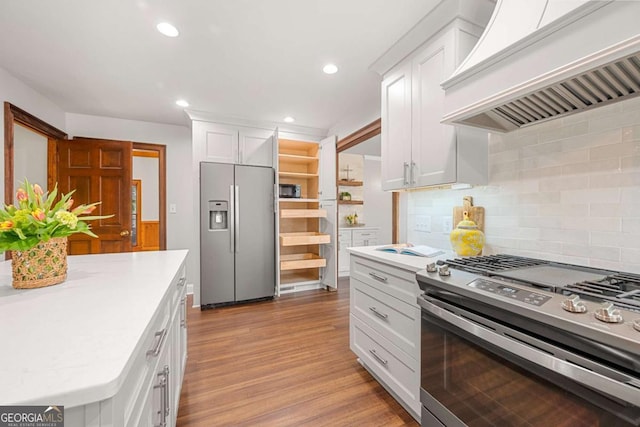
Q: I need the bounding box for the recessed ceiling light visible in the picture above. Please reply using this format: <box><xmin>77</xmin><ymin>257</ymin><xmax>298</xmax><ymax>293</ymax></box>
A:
<box><xmin>283</xmin><ymin>116</ymin><xmax>295</xmax><ymax>123</ymax></box>
<box><xmin>176</xmin><ymin>99</ymin><xmax>189</xmax><ymax>107</ymax></box>
<box><xmin>323</xmin><ymin>64</ymin><xmax>338</xmax><ymax>74</ymax></box>
<box><xmin>157</xmin><ymin>22</ymin><xmax>179</xmax><ymax>37</ymax></box>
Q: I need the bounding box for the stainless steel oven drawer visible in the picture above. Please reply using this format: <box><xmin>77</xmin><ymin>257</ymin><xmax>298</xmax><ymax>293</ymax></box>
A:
<box><xmin>350</xmin><ymin>314</ymin><xmax>420</xmax><ymax>417</ymax></box>
<box><xmin>351</xmin><ymin>277</ymin><xmax>420</xmax><ymax>358</ymax></box>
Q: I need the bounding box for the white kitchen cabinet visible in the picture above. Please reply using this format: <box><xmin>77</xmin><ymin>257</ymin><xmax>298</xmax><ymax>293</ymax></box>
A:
<box><xmin>348</xmin><ymin>250</ymin><xmax>422</xmax><ymax>421</ymax></box>
<box><xmin>381</xmin><ymin>21</ymin><xmax>488</xmax><ymax>190</ymax></box>
<box><xmin>338</xmin><ymin>227</ymin><xmax>379</xmax><ymax>276</ymax></box>
<box><xmin>193</xmin><ymin>120</ymin><xmax>274</xmax><ymax>167</ymax></box>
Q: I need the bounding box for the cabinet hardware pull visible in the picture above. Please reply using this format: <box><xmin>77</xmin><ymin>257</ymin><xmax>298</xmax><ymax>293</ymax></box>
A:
<box><xmin>403</xmin><ymin>162</ymin><xmax>409</xmax><ymax>185</ymax></box>
<box><xmin>180</xmin><ymin>297</ymin><xmax>187</xmax><ymax>328</ymax></box>
<box><xmin>411</xmin><ymin>161</ymin><xmax>417</xmax><ymax>185</ymax></box>
<box><xmin>369</xmin><ymin>272</ymin><xmax>388</xmax><ymax>282</ymax></box>
<box><xmin>177</xmin><ymin>277</ymin><xmax>186</xmax><ymax>288</ymax></box>
<box><xmin>369</xmin><ymin>306</ymin><xmax>389</xmax><ymax>319</ymax></box>
<box><xmin>163</xmin><ymin>365</ymin><xmax>170</xmax><ymax>417</ymax></box>
<box><xmin>369</xmin><ymin>349</ymin><xmax>388</xmax><ymax>366</ymax></box>
<box><xmin>147</xmin><ymin>328</ymin><xmax>168</xmax><ymax>357</ymax></box>
<box><xmin>154</xmin><ymin>372</ymin><xmax>167</xmax><ymax>427</ymax></box>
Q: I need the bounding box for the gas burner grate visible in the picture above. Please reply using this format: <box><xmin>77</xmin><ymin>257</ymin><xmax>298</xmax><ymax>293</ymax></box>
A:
<box><xmin>564</xmin><ymin>273</ymin><xmax>640</xmax><ymax>312</ymax></box>
<box><xmin>439</xmin><ymin>254</ymin><xmax>550</xmax><ymax>275</ymax></box>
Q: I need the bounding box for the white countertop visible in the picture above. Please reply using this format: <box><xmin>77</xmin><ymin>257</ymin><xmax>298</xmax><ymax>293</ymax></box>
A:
<box><xmin>347</xmin><ymin>245</ymin><xmax>453</xmax><ymax>272</ymax></box>
<box><xmin>0</xmin><ymin>249</ymin><xmax>188</xmax><ymax>407</ymax></box>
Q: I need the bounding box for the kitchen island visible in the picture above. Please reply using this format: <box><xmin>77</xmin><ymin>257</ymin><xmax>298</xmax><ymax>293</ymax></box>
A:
<box><xmin>0</xmin><ymin>249</ymin><xmax>188</xmax><ymax>426</ymax></box>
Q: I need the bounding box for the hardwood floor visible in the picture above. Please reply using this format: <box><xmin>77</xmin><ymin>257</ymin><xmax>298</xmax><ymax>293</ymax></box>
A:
<box><xmin>176</xmin><ymin>278</ymin><xmax>418</xmax><ymax>426</ymax></box>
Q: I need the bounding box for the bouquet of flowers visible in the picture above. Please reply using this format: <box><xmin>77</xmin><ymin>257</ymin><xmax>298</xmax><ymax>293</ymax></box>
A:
<box><xmin>0</xmin><ymin>179</ymin><xmax>111</xmax><ymax>251</ymax></box>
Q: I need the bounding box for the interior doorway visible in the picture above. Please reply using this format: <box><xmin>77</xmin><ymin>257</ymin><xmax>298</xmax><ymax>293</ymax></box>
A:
<box><xmin>4</xmin><ymin>102</ymin><xmax>167</xmax><ymax>255</ymax></box>
<box><xmin>336</xmin><ymin>119</ymin><xmax>398</xmax><ymax>276</ymax></box>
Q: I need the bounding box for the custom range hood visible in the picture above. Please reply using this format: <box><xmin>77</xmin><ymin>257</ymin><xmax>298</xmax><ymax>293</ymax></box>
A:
<box><xmin>441</xmin><ymin>0</ymin><xmax>640</xmax><ymax>132</ymax></box>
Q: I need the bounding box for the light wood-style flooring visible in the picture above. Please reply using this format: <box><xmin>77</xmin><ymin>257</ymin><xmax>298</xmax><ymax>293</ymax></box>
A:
<box><xmin>176</xmin><ymin>278</ymin><xmax>418</xmax><ymax>426</ymax></box>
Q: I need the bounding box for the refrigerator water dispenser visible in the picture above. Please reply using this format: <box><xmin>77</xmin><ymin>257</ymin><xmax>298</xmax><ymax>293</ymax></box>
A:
<box><xmin>208</xmin><ymin>201</ymin><xmax>228</xmax><ymax>230</ymax></box>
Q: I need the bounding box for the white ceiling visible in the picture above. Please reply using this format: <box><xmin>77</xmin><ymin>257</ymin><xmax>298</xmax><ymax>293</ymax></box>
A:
<box><xmin>0</xmin><ymin>1</ymin><xmax>439</xmax><ymax>131</ymax></box>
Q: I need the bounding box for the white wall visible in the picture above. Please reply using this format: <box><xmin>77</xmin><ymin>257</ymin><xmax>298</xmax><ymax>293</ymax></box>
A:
<box><xmin>0</xmin><ymin>66</ymin><xmax>66</xmax><ymax>200</ymax></box>
<box><xmin>13</xmin><ymin>124</ymin><xmax>47</xmax><ymax>194</ymax></box>
<box><xmin>65</xmin><ymin>113</ymin><xmax>195</xmax><ymax>287</ymax></box>
<box><xmin>363</xmin><ymin>156</ymin><xmax>392</xmax><ymax>244</ymax></box>
<box><xmin>133</xmin><ymin>156</ymin><xmax>160</xmax><ymax>221</ymax></box>
<box><xmin>406</xmin><ymin>96</ymin><xmax>640</xmax><ymax>273</ymax></box>
<box><xmin>328</xmin><ymin>102</ymin><xmax>380</xmax><ymax>140</ymax></box>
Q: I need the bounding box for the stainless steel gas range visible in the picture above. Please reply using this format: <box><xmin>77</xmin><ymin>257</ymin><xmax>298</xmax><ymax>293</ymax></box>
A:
<box><xmin>416</xmin><ymin>254</ymin><xmax>640</xmax><ymax>427</ymax></box>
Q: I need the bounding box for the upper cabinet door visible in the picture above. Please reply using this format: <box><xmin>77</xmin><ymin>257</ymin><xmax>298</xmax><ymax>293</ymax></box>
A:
<box><xmin>381</xmin><ymin>61</ymin><xmax>412</xmax><ymax>191</ymax></box>
<box><xmin>194</xmin><ymin>122</ymin><xmax>238</xmax><ymax>164</ymax></box>
<box><xmin>411</xmin><ymin>33</ymin><xmax>456</xmax><ymax>187</ymax></box>
<box><xmin>318</xmin><ymin>135</ymin><xmax>337</xmax><ymax>200</ymax></box>
<box><xmin>239</xmin><ymin>127</ymin><xmax>274</xmax><ymax>167</ymax></box>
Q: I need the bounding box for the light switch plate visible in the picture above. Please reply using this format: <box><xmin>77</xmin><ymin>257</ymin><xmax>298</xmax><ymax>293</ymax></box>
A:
<box><xmin>443</xmin><ymin>217</ymin><xmax>453</xmax><ymax>233</ymax></box>
<box><xmin>169</xmin><ymin>203</ymin><xmax>177</xmax><ymax>214</ymax></box>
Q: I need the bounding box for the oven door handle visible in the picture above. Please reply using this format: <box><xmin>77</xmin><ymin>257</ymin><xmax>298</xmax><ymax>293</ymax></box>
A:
<box><xmin>421</xmin><ymin>299</ymin><xmax>640</xmax><ymax>408</ymax></box>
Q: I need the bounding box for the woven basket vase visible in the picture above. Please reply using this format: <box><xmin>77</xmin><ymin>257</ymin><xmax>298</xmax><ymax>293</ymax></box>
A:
<box><xmin>11</xmin><ymin>237</ymin><xmax>68</xmax><ymax>289</ymax></box>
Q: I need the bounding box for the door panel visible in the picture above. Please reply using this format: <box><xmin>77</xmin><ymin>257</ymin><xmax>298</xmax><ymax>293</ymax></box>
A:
<box><xmin>57</xmin><ymin>138</ymin><xmax>132</xmax><ymax>255</ymax></box>
<box><xmin>200</xmin><ymin>162</ymin><xmax>235</xmax><ymax>305</ymax></box>
<box><xmin>320</xmin><ymin>200</ymin><xmax>337</xmax><ymax>290</ymax></box>
<box><xmin>319</xmin><ymin>135</ymin><xmax>337</xmax><ymax>200</ymax></box>
<box><xmin>239</xmin><ymin>128</ymin><xmax>273</xmax><ymax>167</ymax></box>
<box><xmin>235</xmin><ymin>165</ymin><xmax>275</xmax><ymax>301</ymax></box>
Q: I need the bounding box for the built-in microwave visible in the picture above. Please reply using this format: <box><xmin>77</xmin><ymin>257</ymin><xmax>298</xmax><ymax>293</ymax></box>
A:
<box><xmin>279</xmin><ymin>184</ymin><xmax>301</xmax><ymax>198</ymax></box>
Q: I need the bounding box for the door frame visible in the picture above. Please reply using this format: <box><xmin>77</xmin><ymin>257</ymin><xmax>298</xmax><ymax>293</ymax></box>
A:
<box><xmin>336</xmin><ymin>118</ymin><xmax>399</xmax><ymax>244</ymax></box>
<box><xmin>4</xmin><ymin>102</ymin><xmax>67</xmax><ymax>208</ymax></box>
<box><xmin>132</xmin><ymin>143</ymin><xmax>167</xmax><ymax>250</ymax></box>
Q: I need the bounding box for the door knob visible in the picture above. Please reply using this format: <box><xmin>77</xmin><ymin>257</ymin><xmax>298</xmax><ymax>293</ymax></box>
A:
<box><xmin>120</xmin><ymin>230</ymin><xmax>130</xmax><ymax>237</ymax></box>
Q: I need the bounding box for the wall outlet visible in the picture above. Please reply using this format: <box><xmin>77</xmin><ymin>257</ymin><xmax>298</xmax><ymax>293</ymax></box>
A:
<box><xmin>169</xmin><ymin>203</ymin><xmax>177</xmax><ymax>214</ymax></box>
<box><xmin>442</xmin><ymin>217</ymin><xmax>453</xmax><ymax>233</ymax></box>
<box><xmin>415</xmin><ymin>215</ymin><xmax>431</xmax><ymax>232</ymax></box>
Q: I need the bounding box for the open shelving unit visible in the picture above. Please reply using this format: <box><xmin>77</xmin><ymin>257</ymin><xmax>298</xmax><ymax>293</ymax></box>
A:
<box><xmin>278</xmin><ymin>139</ymin><xmax>331</xmax><ymax>290</ymax></box>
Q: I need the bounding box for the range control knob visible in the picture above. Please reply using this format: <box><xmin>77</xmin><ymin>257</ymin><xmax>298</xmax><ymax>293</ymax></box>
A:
<box><xmin>438</xmin><ymin>265</ymin><xmax>451</xmax><ymax>277</ymax></box>
<box><xmin>561</xmin><ymin>295</ymin><xmax>587</xmax><ymax>313</ymax></box>
<box><xmin>426</xmin><ymin>263</ymin><xmax>437</xmax><ymax>273</ymax></box>
<box><xmin>634</xmin><ymin>319</ymin><xmax>640</xmax><ymax>333</ymax></box>
<box><xmin>594</xmin><ymin>303</ymin><xmax>623</xmax><ymax>323</ymax></box>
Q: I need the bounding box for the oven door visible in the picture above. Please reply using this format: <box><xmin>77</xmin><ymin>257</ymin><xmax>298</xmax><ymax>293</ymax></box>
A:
<box><xmin>419</xmin><ymin>296</ymin><xmax>640</xmax><ymax>427</ymax></box>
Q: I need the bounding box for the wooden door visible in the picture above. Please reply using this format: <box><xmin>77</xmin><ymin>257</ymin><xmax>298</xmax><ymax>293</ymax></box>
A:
<box><xmin>57</xmin><ymin>138</ymin><xmax>133</xmax><ymax>254</ymax></box>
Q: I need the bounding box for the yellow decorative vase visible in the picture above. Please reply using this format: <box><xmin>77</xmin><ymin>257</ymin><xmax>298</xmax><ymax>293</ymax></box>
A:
<box><xmin>11</xmin><ymin>237</ymin><xmax>68</xmax><ymax>289</ymax></box>
<box><xmin>450</xmin><ymin>212</ymin><xmax>485</xmax><ymax>256</ymax></box>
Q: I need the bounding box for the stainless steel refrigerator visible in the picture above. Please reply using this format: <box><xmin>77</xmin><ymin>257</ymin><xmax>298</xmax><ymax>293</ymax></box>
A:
<box><xmin>200</xmin><ymin>162</ymin><xmax>275</xmax><ymax>307</ymax></box>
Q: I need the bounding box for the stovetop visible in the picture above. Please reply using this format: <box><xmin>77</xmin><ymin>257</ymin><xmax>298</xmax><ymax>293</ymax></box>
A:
<box><xmin>436</xmin><ymin>254</ymin><xmax>640</xmax><ymax>312</ymax></box>
<box><xmin>417</xmin><ymin>254</ymin><xmax>640</xmax><ymax>353</ymax></box>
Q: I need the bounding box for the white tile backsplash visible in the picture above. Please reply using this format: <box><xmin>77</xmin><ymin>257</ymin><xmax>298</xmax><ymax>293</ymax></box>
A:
<box><xmin>407</xmin><ymin>96</ymin><xmax>640</xmax><ymax>273</ymax></box>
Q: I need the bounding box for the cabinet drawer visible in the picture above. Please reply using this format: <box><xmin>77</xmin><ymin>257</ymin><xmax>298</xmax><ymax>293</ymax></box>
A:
<box><xmin>350</xmin><ymin>315</ymin><xmax>420</xmax><ymax>412</ymax></box>
<box><xmin>351</xmin><ymin>278</ymin><xmax>419</xmax><ymax>358</ymax></box>
<box><xmin>350</xmin><ymin>255</ymin><xmax>420</xmax><ymax>305</ymax></box>
<box><xmin>352</xmin><ymin>229</ymin><xmax>378</xmax><ymax>240</ymax></box>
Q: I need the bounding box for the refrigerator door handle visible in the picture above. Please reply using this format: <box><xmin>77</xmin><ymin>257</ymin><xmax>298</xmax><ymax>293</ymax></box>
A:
<box><xmin>235</xmin><ymin>185</ymin><xmax>240</xmax><ymax>253</ymax></box>
<box><xmin>229</xmin><ymin>185</ymin><xmax>235</xmax><ymax>253</ymax></box>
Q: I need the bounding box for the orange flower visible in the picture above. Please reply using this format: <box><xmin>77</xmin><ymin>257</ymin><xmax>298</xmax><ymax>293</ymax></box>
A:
<box><xmin>32</xmin><ymin>209</ymin><xmax>45</xmax><ymax>221</ymax></box>
<box><xmin>16</xmin><ymin>188</ymin><xmax>27</xmax><ymax>202</ymax></box>
<box><xmin>33</xmin><ymin>184</ymin><xmax>44</xmax><ymax>196</ymax></box>
<box><xmin>0</xmin><ymin>220</ymin><xmax>13</xmax><ymax>230</ymax></box>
